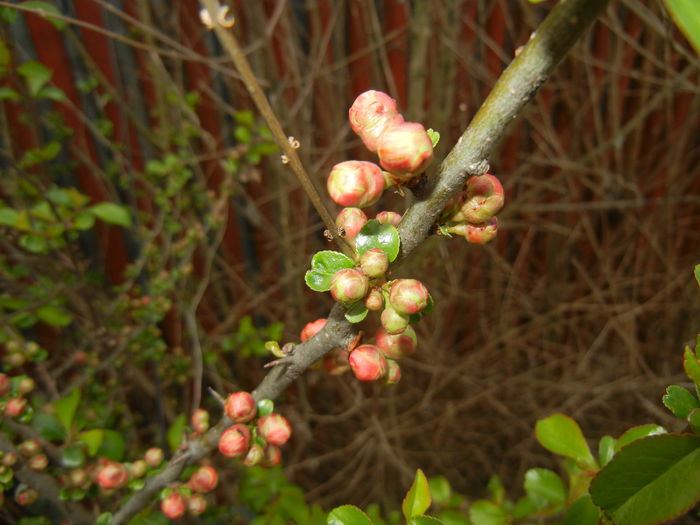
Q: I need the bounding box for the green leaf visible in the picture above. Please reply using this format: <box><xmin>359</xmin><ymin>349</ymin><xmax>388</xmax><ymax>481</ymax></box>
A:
<box><xmin>428</xmin><ymin>476</ymin><xmax>452</xmax><ymax>507</ymax></box>
<box><xmin>468</xmin><ymin>500</ymin><xmax>508</xmax><ymax>525</ymax></box>
<box><xmin>0</xmin><ymin>208</ymin><xmax>19</xmax><ymax>227</ymax></box>
<box><xmin>663</xmin><ymin>385</ymin><xmax>700</xmax><ymax>419</ymax></box>
<box><xmin>89</xmin><ymin>202</ymin><xmax>132</xmax><ymax>227</ymax></box>
<box><xmin>19</xmin><ymin>234</ymin><xmax>48</xmax><ymax>253</ymax></box>
<box><xmin>37</xmin><ymin>84</ymin><xmax>66</xmax><ymax>101</ymax></box>
<box><xmin>32</xmin><ymin>413</ymin><xmax>66</xmax><ymax>442</ymax></box>
<box><xmin>36</xmin><ymin>305</ymin><xmax>72</xmax><ymax>327</ymax></box>
<box><xmin>426</xmin><ymin>129</ymin><xmax>440</xmax><ymax>148</ymax></box>
<box><xmin>535</xmin><ymin>414</ymin><xmax>595</xmax><ymax>468</ymax></box>
<box><xmin>257</xmin><ymin>399</ymin><xmax>274</xmax><ymax>417</ymax></box>
<box><xmin>663</xmin><ymin>0</ymin><xmax>700</xmax><ymax>55</ymax></box>
<box><xmin>523</xmin><ymin>468</ymin><xmax>566</xmax><ymax>508</ymax></box>
<box><xmin>78</xmin><ymin>429</ymin><xmax>104</xmax><ymax>455</ymax></box>
<box><xmin>61</xmin><ymin>443</ymin><xmax>86</xmax><ymax>468</ymax></box>
<box><xmin>167</xmin><ymin>413</ymin><xmax>187</xmax><ymax>453</ymax></box>
<box><xmin>21</xmin><ymin>2</ymin><xmax>66</xmax><ymax>30</ymax></box>
<box><xmin>0</xmin><ymin>87</ymin><xmax>20</xmax><ymax>100</ymax></box>
<box><xmin>96</xmin><ymin>429</ymin><xmax>126</xmax><ymax>461</ymax></box>
<box><xmin>598</xmin><ymin>435</ymin><xmax>616</xmax><ymax>466</ymax></box>
<box><xmin>55</xmin><ymin>388</ymin><xmax>81</xmax><ymax>435</ymax></box>
<box><xmin>687</xmin><ymin>408</ymin><xmax>700</xmax><ymax>433</ymax></box>
<box><xmin>355</xmin><ymin>220</ymin><xmax>400</xmax><ymax>262</ymax></box>
<box><xmin>435</xmin><ymin>510</ymin><xmax>470</xmax><ymax>525</ymax></box>
<box><xmin>409</xmin><ymin>517</ymin><xmax>444</xmax><ymax>525</ymax></box>
<box><xmin>562</xmin><ymin>495</ymin><xmax>601</xmax><ymax>525</ymax></box>
<box><xmin>590</xmin><ymin>434</ymin><xmax>700</xmax><ymax>525</ymax></box>
<box><xmin>402</xmin><ymin>469</ymin><xmax>431</xmax><ymax>520</ymax></box>
<box><xmin>616</xmin><ymin>424</ymin><xmax>666</xmax><ymax>451</ymax></box>
<box><xmin>695</xmin><ymin>264</ymin><xmax>700</xmax><ymax>287</ymax></box>
<box><xmin>512</xmin><ymin>495</ymin><xmax>539</xmax><ymax>520</ymax></box>
<box><xmin>73</xmin><ymin>211</ymin><xmax>96</xmax><ymax>231</ymax></box>
<box><xmin>684</xmin><ymin>346</ymin><xmax>700</xmax><ymax>385</ymax></box>
<box><xmin>17</xmin><ymin>60</ymin><xmax>52</xmax><ymax>96</ymax></box>
<box><xmin>345</xmin><ymin>301</ymin><xmax>368</xmax><ymax>323</ymax></box>
<box><xmin>327</xmin><ymin>505</ymin><xmax>375</xmax><ymax>525</ymax></box>
<box><xmin>305</xmin><ymin>251</ymin><xmax>355</xmax><ymax>292</ymax></box>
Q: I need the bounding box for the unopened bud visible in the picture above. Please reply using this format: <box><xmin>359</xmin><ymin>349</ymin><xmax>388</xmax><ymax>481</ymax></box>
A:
<box><xmin>380</xmin><ymin>306</ymin><xmax>409</xmax><ymax>335</ymax></box>
<box><xmin>360</xmin><ymin>248</ymin><xmax>389</xmax><ymax>278</ymax></box>
<box><xmin>257</xmin><ymin>414</ymin><xmax>292</xmax><ymax>447</ymax></box>
<box><xmin>189</xmin><ymin>465</ymin><xmax>218</xmax><ymax>493</ymax></box>
<box><xmin>349</xmin><ymin>344</ymin><xmax>388</xmax><ymax>381</ymax></box>
<box><xmin>218</xmin><ymin>424</ymin><xmax>250</xmax><ymax>458</ymax></box>
<box><xmin>348</xmin><ymin>90</ymin><xmax>404</xmax><ymax>152</ymax></box>
<box><xmin>300</xmin><ymin>318</ymin><xmax>327</xmax><ymax>342</ymax></box>
<box><xmin>336</xmin><ymin>207</ymin><xmax>368</xmax><ymax>242</ymax></box>
<box><xmin>327</xmin><ymin>161</ymin><xmax>385</xmax><ymax>208</ymax></box>
<box><xmin>378</xmin><ymin>122</ymin><xmax>433</xmax><ymax>181</ymax></box>
<box><xmin>330</xmin><ymin>268</ymin><xmax>369</xmax><ymax>304</ymax></box>
<box><xmin>375</xmin><ymin>325</ymin><xmax>417</xmax><ymax>359</ymax></box>
<box><xmin>376</xmin><ymin>211</ymin><xmax>402</xmax><ymax>227</ymax></box>
<box><xmin>388</xmin><ymin>279</ymin><xmax>429</xmax><ymax>315</ymax></box>
<box><xmin>161</xmin><ymin>491</ymin><xmax>186</xmax><ymax>520</ymax></box>
<box><xmin>224</xmin><ymin>391</ymin><xmax>257</xmax><ymax>423</ymax></box>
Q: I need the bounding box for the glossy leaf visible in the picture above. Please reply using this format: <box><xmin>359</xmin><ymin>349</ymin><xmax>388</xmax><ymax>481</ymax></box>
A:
<box><xmin>36</xmin><ymin>305</ymin><xmax>72</xmax><ymax>327</ymax></box>
<box><xmin>663</xmin><ymin>385</ymin><xmax>700</xmax><ymax>419</ymax></box>
<box><xmin>562</xmin><ymin>495</ymin><xmax>601</xmax><ymax>525</ymax></box>
<box><xmin>468</xmin><ymin>500</ymin><xmax>508</xmax><ymax>525</ymax></box>
<box><xmin>663</xmin><ymin>0</ymin><xmax>700</xmax><ymax>55</ymax></box>
<box><xmin>684</xmin><ymin>346</ymin><xmax>700</xmax><ymax>386</ymax></box>
<box><xmin>327</xmin><ymin>505</ymin><xmax>375</xmax><ymax>525</ymax></box>
<box><xmin>96</xmin><ymin>430</ymin><xmax>126</xmax><ymax>461</ymax></box>
<box><xmin>597</xmin><ymin>435</ymin><xmax>616</xmax><ymax>466</ymax></box>
<box><xmin>615</xmin><ymin>424</ymin><xmax>666</xmax><ymax>452</ymax></box>
<box><xmin>78</xmin><ymin>429</ymin><xmax>104</xmax><ymax>455</ymax></box>
<box><xmin>55</xmin><ymin>388</ymin><xmax>81</xmax><ymax>435</ymax></box>
<box><xmin>355</xmin><ymin>220</ymin><xmax>400</xmax><ymax>262</ymax></box>
<box><xmin>535</xmin><ymin>414</ymin><xmax>595</xmax><ymax>467</ymax></box>
<box><xmin>426</xmin><ymin>129</ymin><xmax>440</xmax><ymax>148</ymax></box>
<box><xmin>16</xmin><ymin>60</ymin><xmax>51</xmax><ymax>96</ymax></box>
<box><xmin>428</xmin><ymin>476</ymin><xmax>452</xmax><ymax>507</ymax></box>
<box><xmin>89</xmin><ymin>202</ymin><xmax>132</xmax><ymax>227</ymax></box>
<box><xmin>32</xmin><ymin>413</ymin><xmax>66</xmax><ymax>442</ymax></box>
<box><xmin>345</xmin><ymin>301</ymin><xmax>368</xmax><ymax>323</ymax></box>
<box><xmin>61</xmin><ymin>443</ymin><xmax>86</xmax><ymax>468</ymax></box>
<box><xmin>305</xmin><ymin>251</ymin><xmax>355</xmax><ymax>292</ymax></box>
<box><xmin>403</xmin><ymin>469</ymin><xmax>431</xmax><ymax>520</ymax></box>
<box><xmin>523</xmin><ymin>468</ymin><xmax>566</xmax><ymax>507</ymax></box>
<box><xmin>257</xmin><ymin>399</ymin><xmax>274</xmax><ymax>417</ymax></box>
<box><xmin>167</xmin><ymin>413</ymin><xmax>187</xmax><ymax>453</ymax></box>
<box><xmin>591</xmin><ymin>434</ymin><xmax>700</xmax><ymax>525</ymax></box>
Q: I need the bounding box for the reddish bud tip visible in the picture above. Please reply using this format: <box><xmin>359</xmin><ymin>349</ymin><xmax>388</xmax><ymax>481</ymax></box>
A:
<box><xmin>218</xmin><ymin>424</ymin><xmax>251</xmax><ymax>458</ymax></box>
<box><xmin>323</xmin><ymin>349</ymin><xmax>351</xmax><ymax>375</ymax></box>
<box><xmin>330</xmin><ymin>268</ymin><xmax>369</xmax><ymax>304</ymax></box>
<box><xmin>349</xmin><ymin>90</ymin><xmax>403</xmax><ymax>152</ymax></box>
<box><xmin>15</xmin><ymin>485</ymin><xmax>38</xmax><ymax>506</ymax></box>
<box><xmin>261</xmin><ymin>445</ymin><xmax>282</xmax><ymax>468</ymax></box>
<box><xmin>327</xmin><ymin>161</ymin><xmax>384</xmax><ymax>208</ymax></box>
<box><xmin>300</xmin><ymin>318</ymin><xmax>327</xmax><ymax>342</ymax></box>
<box><xmin>189</xmin><ymin>465</ymin><xmax>218</xmax><ymax>493</ymax></box>
<box><xmin>375</xmin><ymin>325</ymin><xmax>417</xmax><ymax>359</ymax></box>
<box><xmin>360</xmin><ymin>248</ymin><xmax>389</xmax><ymax>278</ymax></box>
<box><xmin>144</xmin><ymin>447</ymin><xmax>164</xmax><ymax>467</ymax></box>
<box><xmin>365</xmin><ymin>288</ymin><xmax>384</xmax><ymax>311</ymax></box>
<box><xmin>243</xmin><ymin>442</ymin><xmax>265</xmax><ymax>467</ymax></box>
<box><xmin>378</xmin><ymin>122</ymin><xmax>433</xmax><ymax>181</ymax></box>
<box><xmin>161</xmin><ymin>492</ymin><xmax>186</xmax><ymax>520</ymax></box>
<box><xmin>376</xmin><ymin>211</ymin><xmax>402</xmax><ymax>227</ymax></box>
<box><xmin>97</xmin><ymin>461</ymin><xmax>129</xmax><ymax>490</ymax></box>
<box><xmin>453</xmin><ymin>174</ymin><xmax>504</xmax><ymax>223</ymax></box>
<box><xmin>188</xmin><ymin>493</ymin><xmax>208</xmax><ymax>515</ymax></box>
<box><xmin>224</xmin><ymin>391</ymin><xmax>257</xmax><ymax>423</ymax></box>
<box><xmin>383</xmin><ymin>359</ymin><xmax>402</xmax><ymax>385</ymax></box>
<box><xmin>258</xmin><ymin>414</ymin><xmax>292</xmax><ymax>447</ymax></box>
<box><xmin>336</xmin><ymin>208</ymin><xmax>368</xmax><ymax>243</ymax></box>
<box><xmin>380</xmin><ymin>306</ymin><xmax>410</xmax><ymax>335</ymax></box>
<box><xmin>349</xmin><ymin>344</ymin><xmax>388</xmax><ymax>381</ymax></box>
<box><xmin>191</xmin><ymin>408</ymin><xmax>210</xmax><ymax>434</ymax></box>
<box><xmin>5</xmin><ymin>397</ymin><xmax>27</xmax><ymax>418</ymax></box>
<box><xmin>388</xmin><ymin>279</ymin><xmax>429</xmax><ymax>315</ymax></box>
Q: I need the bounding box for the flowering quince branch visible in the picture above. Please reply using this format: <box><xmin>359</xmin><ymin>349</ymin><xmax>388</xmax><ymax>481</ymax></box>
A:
<box><xmin>112</xmin><ymin>0</ymin><xmax>610</xmax><ymax>522</ymax></box>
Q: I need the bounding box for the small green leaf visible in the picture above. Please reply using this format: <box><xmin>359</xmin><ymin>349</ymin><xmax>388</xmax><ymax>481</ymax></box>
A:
<box><xmin>598</xmin><ymin>435</ymin><xmax>617</xmax><ymax>466</ymax></box>
<box><xmin>89</xmin><ymin>202</ymin><xmax>132</xmax><ymax>227</ymax></box>
<box><xmin>17</xmin><ymin>60</ymin><xmax>52</xmax><ymax>96</ymax></box>
<box><xmin>523</xmin><ymin>468</ymin><xmax>566</xmax><ymax>508</ymax></box>
<box><xmin>305</xmin><ymin>251</ymin><xmax>355</xmax><ymax>292</ymax></box>
<box><xmin>403</xmin><ymin>469</ymin><xmax>431</xmax><ymax>520</ymax></box>
<box><xmin>468</xmin><ymin>500</ymin><xmax>508</xmax><ymax>525</ymax></box>
<box><xmin>428</xmin><ymin>476</ymin><xmax>452</xmax><ymax>507</ymax></box>
<box><xmin>73</xmin><ymin>211</ymin><xmax>96</xmax><ymax>231</ymax></box>
<box><xmin>591</xmin><ymin>434</ymin><xmax>700</xmax><ymax>525</ymax></box>
<box><xmin>78</xmin><ymin>429</ymin><xmax>104</xmax><ymax>455</ymax></box>
<box><xmin>663</xmin><ymin>385</ymin><xmax>700</xmax><ymax>419</ymax></box>
<box><xmin>436</xmin><ymin>510</ymin><xmax>470</xmax><ymax>525</ymax></box>
<box><xmin>409</xmin><ymin>517</ymin><xmax>444</xmax><ymax>525</ymax></box>
<box><xmin>694</xmin><ymin>264</ymin><xmax>700</xmax><ymax>287</ymax></box>
<box><xmin>21</xmin><ymin>2</ymin><xmax>66</xmax><ymax>30</ymax></box>
<box><xmin>167</xmin><ymin>414</ymin><xmax>187</xmax><ymax>453</ymax></box>
<box><xmin>19</xmin><ymin>234</ymin><xmax>48</xmax><ymax>253</ymax></box>
<box><xmin>345</xmin><ymin>301</ymin><xmax>368</xmax><ymax>323</ymax></box>
<box><xmin>684</xmin><ymin>346</ymin><xmax>700</xmax><ymax>385</ymax></box>
<box><xmin>562</xmin><ymin>495</ymin><xmax>601</xmax><ymax>525</ymax></box>
<box><xmin>55</xmin><ymin>388</ymin><xmax>81</xmax><ymax>435</ymax></box>
<box><xmin>512</xmin><ymin>495</ymin><xmax>539</xmax><ymax>520</ymax></box>
<box><xmin>535</xmin><ymin>414</ymin><xmax>595</xmax><ymax>468</ymax></box>
<box><xmin>616</xmin><ymin>424</ymin><xmax>666</xmax><ymax>451</ymax></box>
<box><xmin>663</xmin><ymin>0</ymin><xmax>700</xmax><ymax>55</ymax></box>
<box><xmin>32</xmin><ymin>413</ymin><xmax>66</xmax><ymax>441</ymax></box>
<box><xmin>61</xmin><ymin>443</ymin><xmax>86</xmax><ymax>468</ymax></box>
<box><xmin>0</xmin><ymin>208</ymin><xmax>18</xmax><ymax>227</ymax></box>
<box><xmin>36</xmin><ymin>305</ymin><xmax>72</xmax><ymax>327</ymax></box>
<box><xmin>687</xmin><ymin>408</ymin><xmax>700</xmax><ymax>433</ymax></box>
<box><xmin>257</xmin><ymin>399</ymin><xmax>274</xmax><ymax>417</ymax></box>
<box><xmin>327</xmin><ymin>505</ymin><xmax>375</xmax><ymax>525</ymax></box>
<box><xmin>355</xmin><ymin>220</ymin><xmax>400</xmax><ymax>262</ymax></box>
<box><xmin>97</xmin><ymin>429</ymin><xmax>126</xmax><ymax>461</ymax></box>
<box><xmin>0</xmin><ymin>87</ymin><xmax>20</xmax><ymax>100</ymax></box>
<box><xmin>426</xmin><ymin>129</ymin><xmax>440</xmax><ymax>148</ymax></box>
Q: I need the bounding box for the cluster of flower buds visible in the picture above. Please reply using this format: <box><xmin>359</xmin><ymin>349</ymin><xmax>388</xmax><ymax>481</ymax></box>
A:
<box><xmin>440</xmin><ymin>174</ymin><xmax>504</xmax><ymax>244</ymax></box>
<box><xmin>216</xmin><ymin>391</ymin><xmax>290</xmax><ymax>469</ymax></box>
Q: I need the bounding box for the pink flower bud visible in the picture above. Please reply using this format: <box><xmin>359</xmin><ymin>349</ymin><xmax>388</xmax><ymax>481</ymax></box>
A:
<box><xmin>349</xmin><ymin>90</ymin><xmax>404</xmax><ymax>152</ymax></box>
<box><xmin>300</xmin><ymin>318</ymin><xmax>327</xmax><ymax>342</ymax></box>
<box><xmin>28</xmin><ymin>453</ymin><xmax>48</xmax><ymax>472</ymax></box>
<box><xmin>243</xmin><ymin>442</ymin><xmax>265</xmax><ymax>467</ymax></box>
<box><xmin>375</xmin><ymin>325</ymin><xmax>417</xmax><ymax>359</ymax></box>
<box><xmin>388</xmin><ymin>279</ymin><xmax>429</xmax><ymax>315</ymax></box>
<box><xmin>5</xmin><ymin>397</ymin><xmax>27</xmax><ymax>418</ymax></box>
<box><xmin>323</xmin><ymin>349</ymin><xmax>351</xmax><ymax>375</ymax></box>
<box><xmin>364</xmin><ymin>288</ymin><xmax>384</xmax><ymax>311</ymax></box>
<box><xmin>97</xmin><ymin>461</ymin><xmax>129</xmax><ymax>489</ymax></box>
<box><xmin>257</xmin><ymin>414</ymin><xmax>292</xmax><ymax>447</ymax></box>
<box><xmin>0</xmin><ymin>373</ymin><xmax>10</xmax><ymax>396</ymax></box>
<box><xmin>2</xmin><ymin>452</ymin><xmax>18</xmax><ymax>467</ymax></box>
<box><xmin>453</xmin><ymin>174</ymin><xmax>504</xmax><ymax>223</ymax></box>
<box><xmin>360</xmin><ymin>248</ymin><xmax>389</xmax><ymax>278</ymax></box>
<box><xmin>191</xmin><ymin>408</ymin><xmax>210</xmax><ymax>434</ymax></box>
<box><xmin>18</xmin><ymin>440</ymin><xmax>41</xmax><ymax>457</ymax></box>
<box><xmin>377</xmin><ymin>122</ymin><xmax>433</xmax><ymax>181</ymax></box>
<box><xmin>161</xmin><ymin>491</ymin><xmax>186</xmax><ymax>520</ymax></box>
<box><xmin>130</xmin><ymin>460</ymin><xmax>147</xmax><ymax>478</ymax></box>
<box><xmin>380</xmin><ymin>306</ymin><xmax>410</xmax><ymax>335</ymax></box>
<box><xmin>349</xmin><ymin>344</ymin><xmax>388</xmax><ymax>381</ymax></box>
<box><xmin>376</xmin><ymin>211</ymin><xmax>402</xmax><ymax>227</ymax></box>
<box><xmin>218</xmin><ymin>424</ymin><xmax>251</xmax><ymax>458</ymax></box>
<box><xmin>327</xmin><ymin>161</ymin><xmax>384</xmax><ymax>208</ymax></box>
<box><xmin>330</xmin><ymin>268</ymin><xmax>369</xmax><ymax>304</ymax></box>
<box><xmin>188</xmin><ymin>493</ymin><xmax>207</xmax><ymax>515</ymax></box>
<box><xmin>447</xmin><ymin>218</ymin><xmax>499</xmax><ymax>244</ymax></box>
<box><xmin>144</xmin><ymin>447</ymin><xmax>164</xmax><ymax>467</ymax></box>
<box><xmin>69</xmin><ymin>468</ymin><xmax>88</xmax><ymax>487</ymax></box>
<box><xmin>383</xmin><ymin>359</ymin><xmax>401</xmax><ymax>385</ymax></box>
<box><xmin>189</xmin><ymin>465</ymin><xmax>218</xmax><ymax>493</ymax></box>
<box><xmin>336</xmin><ymin>207</ymin><xmax>368</xmax><ymax>242</ymax></box>
<box><xmin>261</xmin><ymin>445</ymin><xmax>282</xmax><ymax>468</ymax></box>
<box><xmin>17</xmin><ymin>377</ymin><xmax>35</xmax><ymax>395</ymax></box>
<box><xmin>15</xmin><ymin>485</ymin><xmax>38</xmax><ymax>506</ymax></box>
<box><xmin>224</xmin><ymin>391</ymin><xmax>257</xmax><ymax>423</ymax></box>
